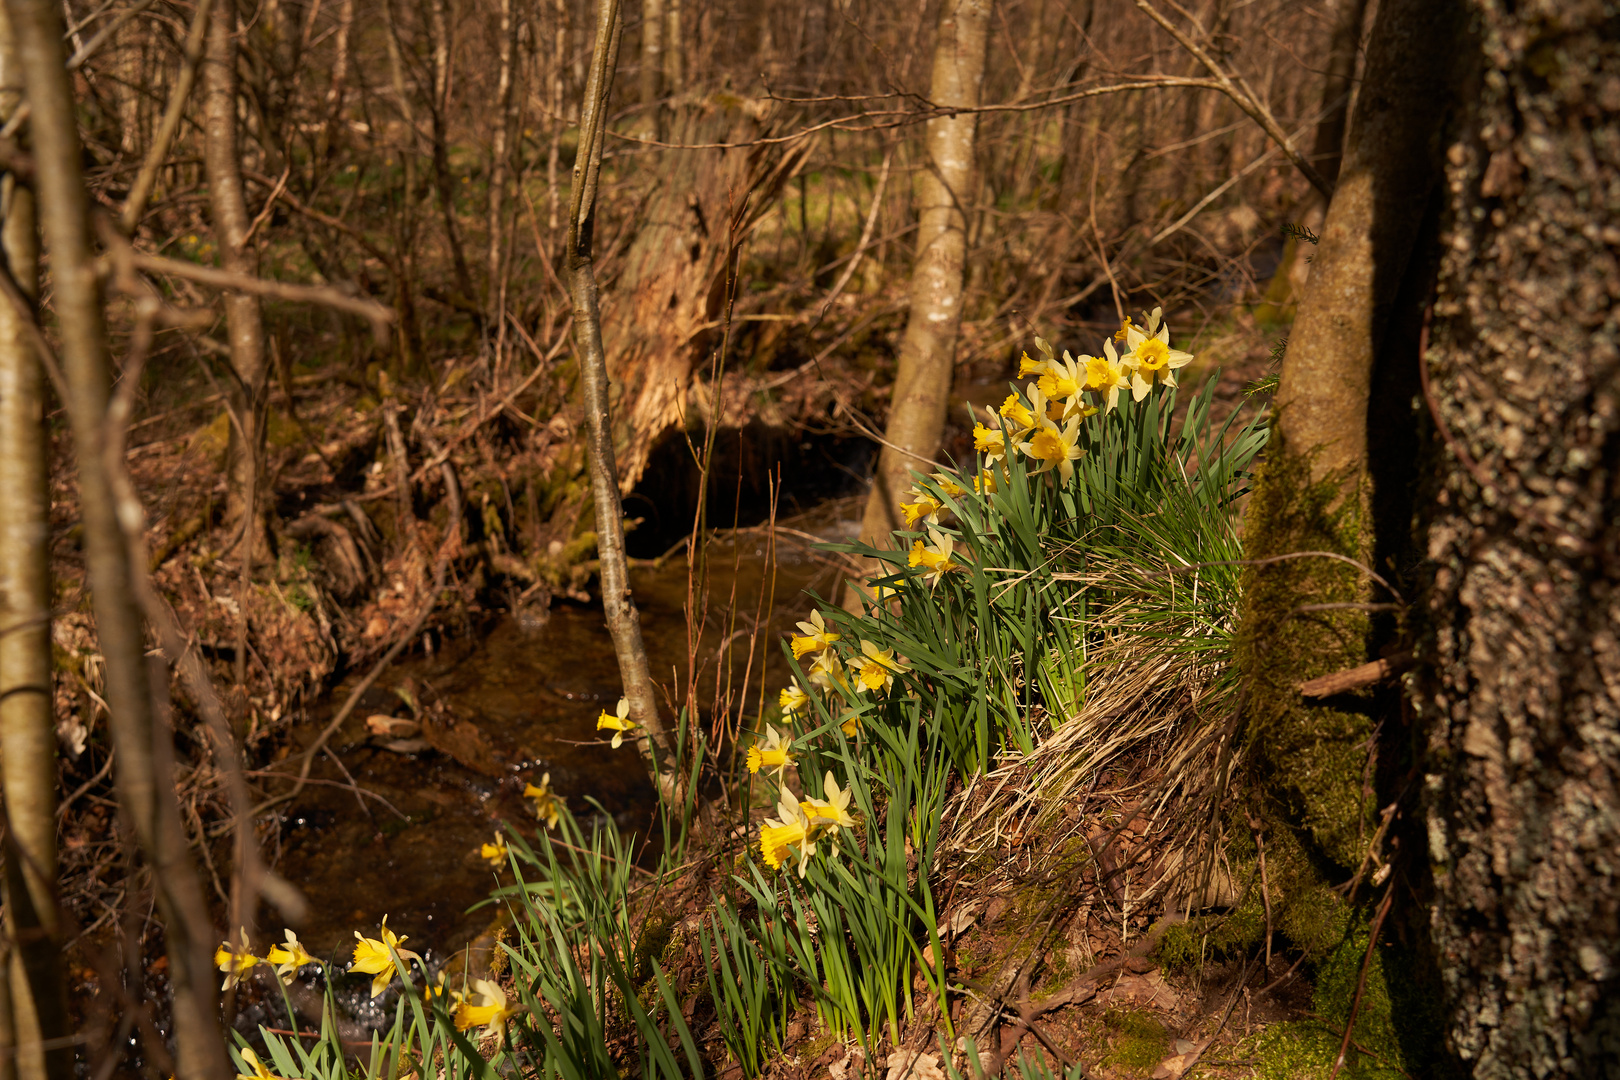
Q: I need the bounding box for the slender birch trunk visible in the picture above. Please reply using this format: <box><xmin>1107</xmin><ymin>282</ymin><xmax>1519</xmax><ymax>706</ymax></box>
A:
<box><xmin>203</xmin><ymin>0</ymin><xmax>269</xmax><ymax>689</ymax></box>
<box><xmin>2</xmin><ymin>2</ymin><xmax>229</xmax><ymax>1075</ymax></box>
<box><xmin>637</xmin><ymin>0</ymin><xmax>661</xmax><ymax>137</ymax></box>
<box><xmin>426</xmin><ymin>0</ymin><xmax>477</xmax><ymax>308</ymax></box>
<box><xmin>485</xmin><ymin>0</ymin><xmax>517</xmax><ymax>323</ymax></box>
<box><xmin>855</xmin><ymin>0</ymin><xmax>989</xmax><ymax>548</ymax></box>
<box><xmin>662</xmin><ymin>0</ymin><xmax>680</xmax><ymax>95</ymax></box>
<box><xmin>0</xmin><ymin>11</ymin><xmax>68</xmax><ymax>1079</ymax></box>
<box><xmin>566</xmin><ymin>0</ymin><xmax>685</xmax><ymax>810</ymax></box>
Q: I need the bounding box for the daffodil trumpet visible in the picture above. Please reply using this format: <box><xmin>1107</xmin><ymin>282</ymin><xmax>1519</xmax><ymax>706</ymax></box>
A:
<box><xmin>595</xmin><ymin>696</ymin><xmax>638</xmax><ymax>749</ymax></box>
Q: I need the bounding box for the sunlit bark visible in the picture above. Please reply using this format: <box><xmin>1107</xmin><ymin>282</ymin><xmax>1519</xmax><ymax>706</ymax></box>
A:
<box><xmin>0</xmin><ymin>10</ymin><xmax>67</xmax><ymax>1078</ymax></box>
<box><xmin>3</xmin><ymin>1</ymin><xmax>229</xmax><ymax>1075</ymax></box>
<box><xmin>855</xmin><ymin>0</ymin><xmax>990</xmax><ymax>548</ymax></box>
<box><xmin>567</xmin><ymin>0</ymin><xmax>687</xmax><ymax>810</ymax></box>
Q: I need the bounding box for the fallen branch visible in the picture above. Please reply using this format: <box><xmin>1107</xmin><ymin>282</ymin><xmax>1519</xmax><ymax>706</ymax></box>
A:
<box><xmin>1297</xmin><ymin>651</ymin><xmax>1412</xmax><ymax>698</ymax></box>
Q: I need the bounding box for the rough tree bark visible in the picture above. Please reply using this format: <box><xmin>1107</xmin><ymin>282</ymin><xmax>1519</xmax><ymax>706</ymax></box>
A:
<box><xmin>3</xmin><ymin>1</ymin><xmax>230</xmax><ymax>1075</ymax></box>
<box><xmin>854</xmin><ymin>0</ymin><xmax>989</xmax><ymax>550</ymax></box>
<box><xmin>601</xmin><ymin>101</ymin><xmax>801</xmax><ymax>489</ymax></box>
<box><xmin>1415</xmin><ymin>2</ymin><xmax>1620</xmax><ymax>1073</ymax></box>
<box><xmin>0</xmin><ymin>9</ymin><xmax>69</xmax><ymax>1078</ymax></box>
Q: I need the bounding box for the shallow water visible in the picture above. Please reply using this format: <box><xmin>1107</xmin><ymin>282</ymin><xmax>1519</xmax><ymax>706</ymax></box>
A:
<box><xmin>263</xmin><ymin>520</ymin><xmax>852</xmax><ymax>975</ymax></box>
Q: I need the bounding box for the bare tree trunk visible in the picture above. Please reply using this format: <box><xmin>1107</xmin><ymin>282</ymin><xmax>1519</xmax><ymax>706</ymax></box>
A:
<box><xmin>120</xmin><ymin>0</ymin><xmax>214</xmax><ymax>233</ymax></box>
<box><xmin>317</xmin><ymin>0</ymin><xmax>354</xmax><ymax>162</ymax></box>
<box><xmin>426</xmin><ymin>0</ymin><xmax>477</xmax><ymax>309</ymax></box>
<box><xmin>3</xmin><ymin>1</ymin><xmax>229</xmax><ymax>1076</ymax></box>
<box><xmin>0</xmin><ymin>11</ymin><xmax>68</xmax><ymax>1079</ymax></box>
<box><xmin>203</xmin><ymin>0</ymin><xmax>269</xmax><ymax>691</ymax></box>
<box><xmin>855</xmin><ymin>0</ymin><xmax>989</xmax><ymax>548</ymax></box>
<box><xmin>662</xmin><ymin>0</ymin><xmax>680</xmax><ymax>95</ymax></box>
<box><xmin>1416</xmin><ymin>3</ymin><xmax>1620</xmax><ymax>1073</ymax></box>
<box><xmin>381</xmin><ymin>0</ymin><xmax>423</xmax><ymax>372</ymax></box>
<box><xmin>1307</xmin><ymin>0</ymin><xmax>1369</xmax><ymax>190</ymax></box>
<box><xmin>566</xmin><ymin>0</ymin><xmax>684</xmax><ymax>808</ymax></box>
<box><xmin>637</xmin><ymin>0</ymin><xmax>661</xmax><ymax>137</ymax></box>
<box><xmin>485</xmin><ymin>0</ymin><xmax>517</xmax><ymax>321</ymax></box>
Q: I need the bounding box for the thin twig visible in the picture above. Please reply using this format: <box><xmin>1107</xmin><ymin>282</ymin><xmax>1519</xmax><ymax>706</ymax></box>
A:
<box><xmin>1329</xmin><ymin>883</ymin><xmax>1395</xmax><ymax>1080</ymax></box>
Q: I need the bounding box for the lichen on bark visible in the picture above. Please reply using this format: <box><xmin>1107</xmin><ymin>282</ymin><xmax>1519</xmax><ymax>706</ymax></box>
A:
<box><xmin>1414</xmin><ymin>1</ymin><xmax>1620</xmax><ymax>1073</ymax></box>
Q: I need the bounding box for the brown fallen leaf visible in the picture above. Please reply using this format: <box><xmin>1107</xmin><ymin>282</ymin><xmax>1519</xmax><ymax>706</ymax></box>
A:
<box><xmin>1151</xmin><ymin>1038</ymin><xmax>1205</xmax><ymax>1079</ymax></box>
<box><xmin>885</xmin><ymin>1050</ymin><xmax>945</xmax><ymax>1080</ymax></box>
<box><xmin>366</xmin><ymin>714</ymin><xmax>421</xmax><ymax>737</ymax></box>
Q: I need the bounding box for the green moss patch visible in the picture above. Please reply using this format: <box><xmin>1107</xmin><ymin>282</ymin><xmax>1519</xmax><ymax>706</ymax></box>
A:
<box><xmin>1099</xmin><ymin>1008</ymin><xmax>1170</xmax><ymax>1075</ymax></box>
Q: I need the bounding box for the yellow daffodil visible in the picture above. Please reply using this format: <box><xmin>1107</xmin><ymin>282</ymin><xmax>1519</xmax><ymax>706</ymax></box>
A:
<box><xmin>838</xmin><ymin>711</ymin><xmax>861</xmax><ymax>737</ymax></box>
<box><xmin>973</xmin><ymin>420</ymin><xmax>1007</xmax><ymax>461</ymax></box>
<box><xmin>899</xmin><ymin>488</ymin><xmax>943</xmax><ymax>528</ymax></box>
<box><xmin>264</xmin><ymin>929</ymin><xmax>318</xmax><ymax>986</ymax></box>
<box><xmin>1126</xmin><ymin>335</ymin><xmax>1193</xmax><ymax>399</ymax></box>
<box><xmin>425</xmin><ymin>970</ymin><xmax>464</xmax><ymax>1005</ymax></box>
<box><xmin>931</xmin><ymin>472</ymin><xmax>967</xmax><ymax>499</ymax></box>
<box><xmin>1016</xmin><ymin>350</ymin><xmax>1050</xmax><ymax>378</ymax></box>
<box><xmin>849</xmin><ymin>639</ymin><xmax>908</xmax><ymax>694</ymax></box>
<box><xmin>524</xmin><ymin>772</ymin><xmax>561</xmax><ymax>829</ymax></box>
<box><xmin>1084</xmin><ymin>344</ymin><xmax>1131</xmax><ymax>413</ymax></box>
<box><xmin>760</xmin><ymin>794</ymin><xmax>816</xmax><ymax>877</ymax></box>
<box><xmin>973</xmin><ymin>467</ymin><xmax>999</xmax><ymax>495</ymax></box>
<box><xmin>480</xmin><ymin>832</ymin><xmax>509</xmax><ymax>867</ymax></box>
<box><xmin>908</xmin><ymin>527</ymin><xmax>963</xmax><ymax>588</ymax></box>
<box><xmin>351</xmin><ymin>915</ymin><xmax>421</xmax><ymax>998</ymax></box>
<box><xmin>1019</xmin><ymin>415</ymin><xmax>1085</xmax><ymax>487</ymax></box>
<box><xmin>235</xmin><ymin>1048</ymin><xmax>283</xmax><ymax>1080</ymax></box>
<box><xmin>806</xmin><ymin>648</ymin><xmax>850</xmax><ymax>694</ymax></box>
<box><xmin>999</xmin><ymin>392</ymin><xmax>1037</xmax><ymax>435</ymax></box>
<box><xmin>214</xmin><ymin>930</ymin><xmax>260</xmax><ymax>992</ymax></box>
<box><xmin>1036</xmin><ymin>352</ymin><xmax>1084</xmax><ymax>406</ymax></box>
<box><xmin>801</xmin><ymin>771</ymin><xmax>858</xmax><ymax>832</ymax></box>
<box><xmin>779</xmin><ymin>679</ymin><xmax>811</xmax><ymax>719</ymax></box>
<box><xmin>863</xmin><ymin>580</ymin><xmax>899</xmax><ymax>605</ymax></box>
<box><xmin>596</xmin><ymin>697</ymin><xmax>637</xmax><ymax>749</ymax></box>
<box><xmin>454</xmin><ymin>978</ymin><xmax>521</xmax><ymax>1039</ymax></box>
<box><xmin>746</xmin><ymin>723</ymin><xmax>795</xmax><ymax>779</ymax></box>
<box><xmin>1113</xmin><ymin>315</ymin><xmax>1135</xmax><ymax>344</ymax></box>
<box><xmin>790</xmin><ymin>609</ymin><xmax>841</xmax><ymax>659</ymax></box>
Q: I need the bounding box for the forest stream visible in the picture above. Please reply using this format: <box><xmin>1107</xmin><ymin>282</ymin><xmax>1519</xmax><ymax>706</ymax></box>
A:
<box><xmin>242</xmin><ymin>508</ymin><xmax>854</xmax><ymax>1034</ymax></box>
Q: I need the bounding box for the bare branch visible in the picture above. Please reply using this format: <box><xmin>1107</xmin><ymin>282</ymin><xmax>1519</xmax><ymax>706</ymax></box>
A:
<box><xmin>1133</xmin><ymin>0</ymin><xmax>1333</xmax><ymax>198</ymax></box>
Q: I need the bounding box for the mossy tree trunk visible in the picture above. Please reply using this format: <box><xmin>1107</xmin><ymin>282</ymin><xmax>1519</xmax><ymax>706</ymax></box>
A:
<box><xmin>1239</xmin><ymin>0</ymin><xmax>1465</xmax><ymax>869</ymax></box>
<box><xmin>1414</xmin><ymin>2</ymin><xmax>1620</xmax><ymax>1072</ymax></box>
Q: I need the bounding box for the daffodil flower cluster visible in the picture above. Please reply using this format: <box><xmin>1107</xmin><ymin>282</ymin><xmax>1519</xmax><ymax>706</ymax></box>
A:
<box><xmin>758</xmin><ymin>771</ymin><xmax>858</xmax><ymax>877</ymax></box>
<box><xmin>774</xmin><ymin>606</ymin><xmax>912</xmax><ymax>741</ymax></box>
<box><xmin>957</xmin><ymin>308</ymin><xmax>1192</xmax><ymax>491</ymax></box>
<box><xmin>214</xmin><ymin>928</ymin><xmax>321</xmax><ymax>991</ymax></box>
